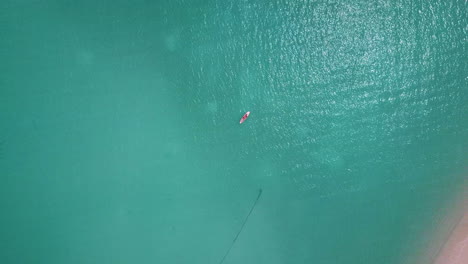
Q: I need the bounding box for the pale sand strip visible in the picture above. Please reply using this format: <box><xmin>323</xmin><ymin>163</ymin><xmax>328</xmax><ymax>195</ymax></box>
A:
<box><xmin>409</xmin><ymin>182</ymin><xmax>467</xmax><ymax>264</ymax></box>
<box><xmin>433</xmin><ymin>206</ymin><xmax>468</xmax><ymax>264</ymax></box>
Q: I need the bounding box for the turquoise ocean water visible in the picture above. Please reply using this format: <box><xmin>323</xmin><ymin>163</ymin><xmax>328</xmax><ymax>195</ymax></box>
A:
<box><xmin>1</xmin><ymin>1</ymin><xmax>467</xmax><ymax>263</ymax></box>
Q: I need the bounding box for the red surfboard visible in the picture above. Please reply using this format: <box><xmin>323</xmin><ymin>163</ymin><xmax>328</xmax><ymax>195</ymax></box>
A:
<box><xmin>239</xmin><ymin>111</ymin><xmax>250</xmax><ymax>124</ymax></box>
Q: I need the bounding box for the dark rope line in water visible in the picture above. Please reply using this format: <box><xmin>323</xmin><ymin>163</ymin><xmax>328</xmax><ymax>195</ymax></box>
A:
<box><xmin>218</xmin><ymin>188</ymin><xmax>263</xmax><ymax>264</ymax></box>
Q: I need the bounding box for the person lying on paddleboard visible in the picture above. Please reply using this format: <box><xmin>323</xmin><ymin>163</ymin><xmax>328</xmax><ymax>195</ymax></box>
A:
<box><xmin>240</xmin><ymin>111</ymin><xmax>250</xmax><ymax>124</ymax></box>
